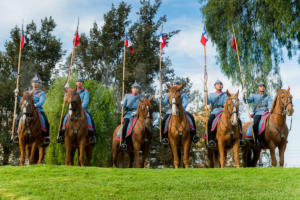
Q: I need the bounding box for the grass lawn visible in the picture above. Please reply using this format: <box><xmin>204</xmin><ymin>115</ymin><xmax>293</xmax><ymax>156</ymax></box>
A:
<box><xmin>0</xmin><ymin>165</ymin><xmax>299</xmax><ymax>200</ymax></box>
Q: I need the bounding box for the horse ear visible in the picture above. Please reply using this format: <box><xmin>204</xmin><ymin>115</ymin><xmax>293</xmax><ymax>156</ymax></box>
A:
<box><xmin>64</xmin><ymin>88</ymin><xmax>68</xmax><ymax>93</ymax></box>
<box><xmin>166</xmin><ymin>84</ymin><xmax>171</xmax><ymax>91</ymax></box>
<box><xmin>277</xmin><ymin>88</ymin><xmax>281</xmax><ymax>93</ymax></box>
<box><xmin>177</xmin><ymin>84</ymin><xmax>183</xmax><ymax>91</ymax></box>
<box><xmin>236</xmin><ymin>89</ymin><xmax>239</xmax><ymax>97</ymax></box>
<box><xmin>149</xmin><ymin>95</ymin><xmax>154</xmax><ymax>102</ymax></box>
<box><xmin>287</xmin><ymin>86</ymin><xmax>290</xmax><ymax>92</ymax></box>
<box><xmin>226</xmin><ymin>89</ymin><xmax>230</xmax><ymax>97</ymax></box>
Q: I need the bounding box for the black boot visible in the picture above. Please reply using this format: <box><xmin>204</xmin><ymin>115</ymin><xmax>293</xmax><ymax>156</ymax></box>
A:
<box><xmin>190</xmin><ymin>130</ymin><xmax>200</xmax><ymax>144</ymax></box>
<box><xmin>43</xmin><ymin>137</ymin><xmax>50</xmax><ymax>145</ymax></box>
<box><xmin>12</xmin><ymin>135</ymin><xmax>19</xmax><ymax>144</ymax></box>
<box><xmin>161</xmin><ymin>134</ymin><xmax>169</xmax><ymax>145</ymax></box>
<box><xmin>207</xmin><ymin>131</ymin><xmax>217</xmax><ymax>148</ymax></box>
<box><xmin>88</xmin><ymin>131</ymin><xmax>96</xmax><ymax>145</ymax></box>
<box><xmin>56</xmin><ymin>130</ymin><xmax>65</xmax><ymax>144</ymax></box>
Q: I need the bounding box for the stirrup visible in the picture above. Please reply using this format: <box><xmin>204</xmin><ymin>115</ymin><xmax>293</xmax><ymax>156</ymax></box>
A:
<box><xmin>56</xmin><ymin>136</ymin><xmax>64</xmax><ymax>144</ymax></box>
<box><xmin>240</xmin><ymin>139</ymin><xmax>247</xmax><ymax>147</ymax></box>
<box><xmin>12</xmin><ymin>135</ymin><xmax>19</xmax><ymax>144</ymax></box>
<box><xmin>192</xmin><ymin>135</ymin><xmax>200</xmax><ymax>143</ymax></box>
<box><xmin>206</xmin><ymin>140</ymin><xmax>217</xmax><ymax>148</ymax></box>
<box><xmin>43</xmin><ymin>137</ymin><xmax>50</xmax><ymax>145</ymax></box>
<box><xmin>89</xmin><ymin>135</ymin><xmax>96</xmax><ymax>144</ymax></box>
<box><xmin>161</xmin><ymin>138</ymin><xmax>169</xmax><ymax>145</ymax></box>
<box><xmin>119</xmin><ymin>143</ymin><xmax>127</xmax><ymax>151</ymax></box>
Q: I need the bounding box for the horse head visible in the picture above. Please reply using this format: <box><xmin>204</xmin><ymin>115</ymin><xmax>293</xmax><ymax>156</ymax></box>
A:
<box><xmin>273</xmin><ymin>87</ymin><xmax>294</xmax><ymax>116</ymax></box>
<box><xmin>64</xmin><ymin>88</ymin><xmax>82</xmax><ymax>121</ymax></box>
<box><xmin>167</xmin><ymin>84</ymin><xmax>183</xmax><ymax>116</ymax></box>
<box><xmin>20</xmin><ymin>91</ymin><xmax>35</xmax><ymax>127</ymax></box>
<box><xmin>138</xmin><ymin>96</ymin><xmax>154</xmax><ymax>129</ymax></box>
<box><xmin>225</xmin><ymin>90</ymin><xmax>239</xmax><ymax>126</ymax></box>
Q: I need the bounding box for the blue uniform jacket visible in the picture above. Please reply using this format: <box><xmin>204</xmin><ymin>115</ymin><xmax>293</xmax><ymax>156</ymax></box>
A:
<box><xmin>162</xmin><ymin>93</ymin><xmax>188</xmax><ymax>114</ymax></box>
<box><xmin>77</xmin><ymin>88</ymin><xmax>89</xmax><ymax>111</ymax></box>
<box><xmin>206</xmin><ymin>91</ymin><xmax>227</xmax><ymax>115</ymax></box>
<box><xmin>17</xmin><ymin>89</ymin><xmax>46</xmax><ymax>112</ymax></box>
<box><xmin>123</xmin><ymin>93</ymin><xmax>142</xmax><ymax>119</ymax></box>
<box><xmin>247</xmin><ymin>93</ymin><xmax>273</xmax><ymax>116</ymax></box>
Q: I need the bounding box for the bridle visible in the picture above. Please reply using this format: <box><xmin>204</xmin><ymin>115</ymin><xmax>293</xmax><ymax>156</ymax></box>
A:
<box><xmin>272</xmin><ymin>92</ymin><xmax>293</xmax><ymax>116</ymax></box>
<box><xmin>170</xmin><ymin>91</ymin><xmax>181</xmax><ymax>116</ymax></box>
<box><xmin>225</xmin><ymin>97</ymin><xmax>239</xmax><ymax>123</ymax></box>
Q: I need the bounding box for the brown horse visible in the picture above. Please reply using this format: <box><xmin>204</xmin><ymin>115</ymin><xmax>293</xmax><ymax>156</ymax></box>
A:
<box><xmin>242</xmin><ymin>87</ymin><xmax>294</xmax><ymax>167</ymax></box>
<box><xmin>64</xmin><ymin>88</ymin><xmax>93</xmax><ymax>166</ymax></box>
<box><xmin>166</xmin><ymin>84</ymin><xmax>192</xmax><ymax>168</ymax></box>
<box><xmin>207</xmin><ymin>90</ymin><xmax>240</xmax><ymax>168</ymax></box>
<box><xmin>18</xmin><ymin>92</ymin><xmax>46</xmax><ymax>165</ymax></box>
<box><xmin>112</xmin><ymin>96</ymin><xmax>153</xmax><ymax>168</ymax></box>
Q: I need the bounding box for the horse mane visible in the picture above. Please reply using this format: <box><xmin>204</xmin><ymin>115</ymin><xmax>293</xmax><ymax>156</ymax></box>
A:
<box><xmin>271</xmin><ymin>93</ymin><xmax>278</xmax><ymax>113</ymax></box>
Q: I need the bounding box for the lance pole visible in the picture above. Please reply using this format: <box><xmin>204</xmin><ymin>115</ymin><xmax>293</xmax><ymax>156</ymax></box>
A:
<box><xmin>120</xmin><ymin>33</ymin><xmax>126</xmax><ymax>145</ymax></box>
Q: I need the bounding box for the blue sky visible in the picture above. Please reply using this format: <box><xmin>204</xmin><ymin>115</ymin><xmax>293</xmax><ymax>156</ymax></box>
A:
<box><xmin>0</xmin><ymin>0</ymin><xmax>299</xmax><ymax>166</ymax></box>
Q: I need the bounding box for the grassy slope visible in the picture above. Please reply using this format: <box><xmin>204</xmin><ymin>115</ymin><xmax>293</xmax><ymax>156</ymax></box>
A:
<box><xmin>0</xmin><ymin>165</ymin><xmax>300</xmax><ymax>200</ymax></box>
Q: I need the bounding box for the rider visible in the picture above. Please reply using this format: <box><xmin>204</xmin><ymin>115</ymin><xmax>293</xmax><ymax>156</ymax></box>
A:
<box><xmin>13</xmin><ymin>75</ymin><xmax>50</xmax><ymax>144</ymax></box>
<box><xmin>57</xmin><ymin>77</ymin><xmax>97</xmax><ymax>144</ymax></box>
<box><xmin>244</xmin><ymin>82</ymin><xmax>272</xmax><ymax>147</ymax></box>
<box><xmin>206</xmin><ymin>80</ymin><xmax>227</xmax><ymax>148</ymax></box>
<box><xmin>120</xmin><ymin>81</ymin><xmax>142</xmax><ymax>151</ymax></box>
<box><xmin>160</xmin><ymin>79</ymin><xmax>200</xmax><ymax>145</ymax></box>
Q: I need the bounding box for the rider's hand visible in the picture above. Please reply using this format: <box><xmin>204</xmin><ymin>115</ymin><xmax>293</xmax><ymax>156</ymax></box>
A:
<box><xmin>121</xmin><ymin>117</ymin><xmax>124</xmax><ymax>123</ymax></box>
<box><xmin>14</xmin><ymin>88</ymin><xmax>19</xmax><ymax>96</ymax></box>
<box><xmin>64</xmin><ymin>83</ymin><xmax>69</xmax><ymax>89</ymax></box>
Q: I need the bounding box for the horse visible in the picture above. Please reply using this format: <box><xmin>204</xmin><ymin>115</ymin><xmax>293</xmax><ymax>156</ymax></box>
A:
<box><xmin>242</xmin><ymin>87</ymin><xmax>294</xmax><ymax>167</ymax></box>
<box><xmin>18</xmin><ymin>92</ymin><xmax>46</xmax><ymax>165</ymax></box>
<box><xmin>112</xmin><ymin>96</ymin><xmax>153</xmax><ymax>168</ymax></box>
<box><xmin>165</xmin><ymin>84</ymin><xmax>193</xmax><ymax>168</ymax></box>
<box><xmin>63</xmin><ymin>88</ymin><xmax>93</xmax><ymax>166</ymax></box>
<box><xmin>207</xmin><ymin>90</ymin><xmax>240</xmax><ymax>168</ymax></box>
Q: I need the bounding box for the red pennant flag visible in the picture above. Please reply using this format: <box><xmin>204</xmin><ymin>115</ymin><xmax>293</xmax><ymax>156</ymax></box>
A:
<box><xmin>125</xmin><ymin>36</ymin><xmax>134</xmax><ymax>53</ymax></box>
<box><xmin>159</xmin><ymin>33</ymin><xmax>166</xmax><ymax>50</ymax></box>
<box><xmin>21</xmin><ymin>30</ymin><xmax>26</xmax><ymax>49</ymax></box>
<box><xmin>200</xmin><ymin>27</ymin><xmax>207</xmax><ymax>46</ymax></box>
<box><xmin>73</xmin><ymin>31</ymin><xmax>80</xmax><ymax>47</ymax></box>
<box><xmin>232</xmin><ymin>34</ymin><xmax>237</xmax><ymax>51</ymax></box>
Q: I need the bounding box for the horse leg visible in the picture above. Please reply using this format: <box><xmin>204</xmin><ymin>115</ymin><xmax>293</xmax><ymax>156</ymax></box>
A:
<box><xmin>279</xmin><ymin>142</ymin><xmax>287</xmax><ymax>167</ymax></box>
<box><xmin>128</xmin><ymin>151</ymin><xmax>134</xmax><ymax>168</ymax></box>
<box><xmin>269</xmin><ymin>142</ymin><xmax>277</xmax><ymax>167</ymax></box>
<box><xmin>183</xmin><ymin>140</ymin><xmax>191</xmax><ymax>168</ymax></box>
<box><xmin>19</xmin><ymin>139</ymin><xmax>26</xmax><ymax>166</ymax></box>
<box><xmin>170</xmin><ymin>138</ymin><xmax>180</xmax><ymax>168</ymax></box>
<box><xmin>112</xmin><ymin>145</ymin><xmax>119</xmax><ymax>168</ymax></box>
<box><xmin>37</xmin><ymin>145</ymin><xmax>45</xmax><ymax>164</ymax></box>
<box><xmin>78</xmin><ymin>139</ymin><xmax>86</xmax><ymax>167</ymax></box>
<box><xmin>217</xmin><ymin>139</ymin><xmax>225</xmax><ymax>168</ymax></box>
<box><xmin>118</xmin><ymin>151</ymin><xmax>125</xmax><ymax>168</ymax></box>
<box><xmin>29</xmin><ymin>141</ymin><xmax>38</xmax><ymax>165</ymax></box>
<box><xmin>85</xmin><ymin>145</ymin><xmax>93</xmax><ymax>166</ymax></box>
<box><xmin>71</xmin><ymin>147</ymin><xmax>76</xmax><ymax>166</ymax></box>
<box><xmin>207</xmin><ymin>149</ymin><xmax>214</xmax><ymax>168</ymax></box>
<box><xmin>133</xmin><ymin>144</ymin><xmax>142</xmax><ymax>168</ymax></box>
<box><xmin>242</xmin><ymin>147</ymin><xmax>248</xmax><ymax>168</ymax></box>
<box><xmin>233</xmin><ymin>139</ymin><xmax>240</xmax><ymax>168</ymax></box>
<box><xmin>65</xmin><ymin>137</ymin><xmax>72</xmax><ymax>166</ymax></box>
<box><xmin>252</xmin><ymin>148</ymin><xmax>261</xmax><ymax>167</ymax></box>
<box><xmin>141</xmin><ymin>141</ymin><xmax>150</xmax><ymax>168</ymax></box>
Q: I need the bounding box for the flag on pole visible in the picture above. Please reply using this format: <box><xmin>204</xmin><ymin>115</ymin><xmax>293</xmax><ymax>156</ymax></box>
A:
<box><xmin>73</xmin><ymin>30</ymin><xmax>80</xmax><ymax>47</ymax></box>
<box><xmin>200</xmin><ymin>27</ymin><xmax>207</xmax><ymax>46</ymax></box>
<box><xmin>232</xmin><ymin>34</ymin><xmax>237</xmax><ymax>51</ymax></box>
<box><xmin>159</xmin><ymin>33</ymin><xmax>166</xmax><ymax>50</ymax></box>
<box><xmin>125</xmin><ymin>36</ymin><xmax>134</xmax><ymax>53</ymax></box>
<box><xmin>21</xmin><ymin>30</ymin><xmax>26</xmax><ymax>49</ymax></box>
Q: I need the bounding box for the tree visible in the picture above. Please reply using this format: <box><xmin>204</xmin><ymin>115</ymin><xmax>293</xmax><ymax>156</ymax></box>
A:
<box><xmin>200</xmin><ymin>0</ymin><xmax>299</xmax><ymax>93</ymax></box>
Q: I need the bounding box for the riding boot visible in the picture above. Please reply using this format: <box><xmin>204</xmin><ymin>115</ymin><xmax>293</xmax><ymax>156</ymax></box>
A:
<box><xmin>238</xmin><ymin>118</ymin><xmax>246</xmax><ymax>147</ymax></box>
<box><xmin>161</xmin><ymin>132</ymin><xmax>169</xmax><ymax>145</ymax></box>
<box><xmin>190</xmin><ymin>130</ymin><xmax>200</xmax><ymax>144</ymax></box>
<box><xmin>12</xmin><ymin>115</ymin><xmax>20</xmax><ymax>144</ymax></box>
<box><xmin>120</xmin><ymin>119</ymin><xmax>129</xmax><ymax>151</ymax></box>
<box><xmin>88</xmin><ymin>131</ymin><xmax>96</xmax><ymax>145</ymax></box>
<box><xmin>41</xmin><ymin>131</ymin><xmax>50</xmax><ymax>145</ymax></box>
<box><xmin>207</xmin><ymin>130</ymin><xmax>217</xmax><ymax>148</ymax></box>
<box><xmin>56</xmin><ymin>129</ymin><xmax>65</xmax><ymax>144</ymax></box>
<box><xmin>161</xmin><ymin>114</ymin><xmax>170</xmax><ymax>145</ymax></box>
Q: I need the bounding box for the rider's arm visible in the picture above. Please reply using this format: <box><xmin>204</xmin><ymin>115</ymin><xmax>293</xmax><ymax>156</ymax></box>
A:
<box><xmin>206</xmin><ymin>94</ymin><xmax>211</xmax><ymax>105</ymax></box>
<box><xmin>182</xmin><ymin>93</ymin><xmax>188</xmax><ymax>110</ymax></box>
<box><xmin>161</xmin><ymin>94</ymin><xmax>169</xmax><ymax>106</ymax></box>
<box><xmin>81</xmin><ymin>90</ymin><xmax>89</xmax><ymax>110</ymax></box>
<box><xmin>17</xmin><ymin>94</ymin><xmax>21</xmax><ymax>103</ymax></box>
<box><xmin>246</xmin><ymin>94</ymin><xmax>254</xmax><ymax>103</ymax></box>
<box><xmin>123</xmin><ymin>94</ymin><xmax>128</xmax><ymax>109</ymax></box>
<box><xmin>35</xmin><ymin>92</ymin><xmax>45</xmax><ymax>107</ymax></box>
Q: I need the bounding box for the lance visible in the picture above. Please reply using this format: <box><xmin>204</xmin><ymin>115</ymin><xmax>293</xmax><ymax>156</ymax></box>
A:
<box><xmin>159</xmin><ymin>26</ymin><xmax>163</xmax><ymax>143</ymax></box>
<box><xmin>11</xmin><ymin>23</ymin><xmax>24</xmax><ymax>139</ymax></box>
<box><xmin>204</xmin><ymin>41</ymin><xmax>208</xmax><ymax>144</ymax></box>
<box><xmin>120</xmin><ymin>32</ymin><xmax>126</xmax><ymax>146</ymax></box>
<box><xmin>56</xmin><ymin>18</ymin><xmax>80</xmax><ymax>140</ymax></box>
<box><xmin>232</xmin><ymin>25</ymin><xmax>255</xmax><ymax>140</ymax></box>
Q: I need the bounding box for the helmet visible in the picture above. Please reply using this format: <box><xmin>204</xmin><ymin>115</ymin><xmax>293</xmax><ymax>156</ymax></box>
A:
<box><xmin>131</xmin><ymin>81</ymin><xmax>140</xmax><ymax>89</ymax></box>
<box><xmin>214</xmin><ymin>80</ymin><xmax>223</xmax><ymax>86</ymax></box>
<box><xmin>31</xmin><ymin>75</ymin><xmax>41</xmax><ymax>83</ymax></box>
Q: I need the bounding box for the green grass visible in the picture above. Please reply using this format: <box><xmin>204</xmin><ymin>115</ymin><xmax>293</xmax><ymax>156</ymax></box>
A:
<box><xmin>0</xmin><ymin>165</ymin><xmax>300</xmax><ymax>200</ymax></box>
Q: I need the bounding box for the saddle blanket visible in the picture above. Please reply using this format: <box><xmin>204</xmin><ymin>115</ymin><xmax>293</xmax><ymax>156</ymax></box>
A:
<box><xmin>116</xmin><ymin>117</ymin><xmax>138</xmax><ymax>141</ymax></box>
<box><xmin>18</xmin><ymin>109</ymin><xmax>47</xmax><ymax>132</ymax></box>
<box><xmin>163</xmin><ymin>113</ymin><xmax>196</xmax><ymax>134</ymax></box>
<box><xmin>245</xmin><ymin>111</ymin><xmax>270</xmax><ymax>141</ymax></box>
<box><xmin>62</xmin><ymin>110</ymin><xmax>94</xmax><ymax>131</ymax></box>
<box><xmin>203</xmin><ymin>109</ymin><xmax>223</xmax><ymax>139</ymax></box>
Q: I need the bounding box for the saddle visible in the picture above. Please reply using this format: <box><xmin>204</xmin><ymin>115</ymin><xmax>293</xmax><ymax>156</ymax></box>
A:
<box><xmin>163</xmin><ymin>113</ymin><xmax>195</xmax><ymax>134</ymax></box>
<box><xmin>245</xmin><ymin>111</ymin><xmax>270</xmax><ymax>141</ymax></box>
<box><xmin>116</xmin><ymin>117</ymin><xmax>138</xmax><ymax>141</ymax></box>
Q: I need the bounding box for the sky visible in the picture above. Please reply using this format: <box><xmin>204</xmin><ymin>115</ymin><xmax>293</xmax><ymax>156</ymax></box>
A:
<box><xmin>0</xmin><ymin>0</ymin><xmax>299</xmax><ymax>167</ymax></box>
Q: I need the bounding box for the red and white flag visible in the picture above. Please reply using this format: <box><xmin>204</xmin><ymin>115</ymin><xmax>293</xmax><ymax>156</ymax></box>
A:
<box><xmin>232</xmin><ymin>34</ymin><xmax>237</xmax><ymax>51</ymax></box>
<box><xmin>73</xmin><ymin>30</ymin><xmax>80</xmax><ymax>47</ymax></box>
<box><xmin>200</xmin><ymin>27</ymin><xmax>207</xmax><ymax>46</ymax></box>
<box><xmin>21</xmin><ymin>30</ymin><xmax>26</xmax><ymax>49</ymax></box>
<box><xmin>125</xmin><ymin>36</ymin><xmax>134</xmax><ymax>53</ymax></box>
<box><xmin>159</xmin><ymin>33</ymin><xmax>166</xmax><ymax>50</ymax></box>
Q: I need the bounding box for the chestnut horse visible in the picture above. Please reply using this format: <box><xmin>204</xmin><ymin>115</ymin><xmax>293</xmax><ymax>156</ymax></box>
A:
<box><xmin>64</xmin><ymin>88</ymin><xmax>93</xmax><ymax>166</ymax></box>
<box><xmin>112</xmin><ymin>96</ymin><xmax>153</xmax><ymax>168</ymax></box>
<box><xmin>242</xmin><ymin>87</ymin><xmax>294</xmax><ymax>167</ymax></box>
<box><xmin>207</xmin><ymin>90</ymin><xmax>240</xmax><ymax>168</ymax></box>
<box><xmin>18</xmin><ymin>92</ymin><xmax>47</xmax><ymax>165</ymax></box>
<box><xmin>166</xmin><ymin>84</ymin><xmax>192</xmax><ymax>168</ymax></box>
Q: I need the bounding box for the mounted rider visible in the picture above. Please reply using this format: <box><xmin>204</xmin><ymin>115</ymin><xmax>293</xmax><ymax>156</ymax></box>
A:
<box><xmin>57</xmin><ymin>77</ymin><xmax>97</xmax><ymax>144</ymax></box>
<box><xmin>120</xmin><ymin>81</ymin><xmax>142</xmax><ymax>151</ymax></box>
<box><xmin>160</xmin><ymin>79</ymin><xmax>200</xmax><ymax>145</ymax></box>
<box><xmin>13</xmin><ymin>75</ymin><xmax>50</xmax><ymax>144</ymax></box>
<box><xmin>244</xmin><ymin>82</ymin><xmax>273</xmax><ymax>147</ymax></box>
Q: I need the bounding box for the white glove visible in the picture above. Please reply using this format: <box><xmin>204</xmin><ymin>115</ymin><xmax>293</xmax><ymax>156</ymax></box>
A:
<box><xmin>34</xmin><ymin>104</ymin><xmax>37</xmax><ymax>107</ymax></box>
<box><xmin>131</xmin><ymin>111</ymin><xmax>137</xmax><ymax>117</ymax></box>
<box><xmin>64</xmin><ymin>83</ymin><xmax>69</xmax><ymax>89</ymax></box>
<box><xmin>14</xmin><ymin>88</ymin><xmax>19</xmax><ymax>93</ymax></box>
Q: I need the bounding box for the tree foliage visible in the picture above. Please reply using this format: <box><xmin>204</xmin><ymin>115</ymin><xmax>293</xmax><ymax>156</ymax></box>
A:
<box><xmin>200</xmin><ymin>0</ymin><xmax>299</xmax><ymax>93</ymax></box>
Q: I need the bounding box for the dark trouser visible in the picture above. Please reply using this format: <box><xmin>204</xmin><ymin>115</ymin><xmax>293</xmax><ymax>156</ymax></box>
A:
<box><xmin>207</xmin><ymin>114</ymin><xmax>215</xmax><ymax>141</ymax></box>
<box><xmin>161</xmin><ymin>114</ymin><xmax>170</xmax><ymax>139</ymax></box>
<box><xmin>86</xmin><ymin>111</ymin><xmax>96</xmax><ymax>136</ymax></box>
<box><xmin>186</xmin><ymin>111</ymin><xmax>197</xmax><ymax>132</ymax></box>
<box><xmin>253</xmin><ymin>115</ymin><xmax>262</xmax><ymax>139</ymax></box>
<box><xmin>122</xmin><ymin>118</ymin><xmax>130</xmax><ymax>142</ymax></box>
<box><xmin>40</xmin><ymin>111</ymin><xmax>50</xmax><ymax>137</ymax></box>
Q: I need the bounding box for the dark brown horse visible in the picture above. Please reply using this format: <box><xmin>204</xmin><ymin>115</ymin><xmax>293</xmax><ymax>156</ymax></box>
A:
<box><xmin>18</xmin><ymin>92</ymin><xmax>46</xmax><ymax>165</ymax></box>
<box><xmin>112</xmin><ymin>96</ymin><xmax>153</xmax><ymax>168</ymax></box>
<box><xmin>242</xmin><ymin>87</ymin><xmax>294</xmax><ymax>167</ymax></box>
<box><xmin>166</xmin><ymin>84</ymin><xmax>192</xmax><ymax>168</ymax></box>
<box><xmin>208</xmin><ymin>90</ymin><xmax>240</xmax><ymax>168</ymax></box>
<box><xmin>64</xmin><ymin>88</ymin><xmax>93</xmax><ymax>166</ymax></box>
